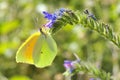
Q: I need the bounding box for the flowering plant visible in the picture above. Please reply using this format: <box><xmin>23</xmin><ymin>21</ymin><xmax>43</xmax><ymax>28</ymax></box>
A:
<box><xmin>42</xmin><ymin>8</ymin><xmax>120</xmax><ymax>80</ymax></box>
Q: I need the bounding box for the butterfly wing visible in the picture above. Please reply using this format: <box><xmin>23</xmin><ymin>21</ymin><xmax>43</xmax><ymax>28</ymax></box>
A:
<box><xmin>33</xmin><ymin>34</ymin><xmax>57</xmax><ymax>68</ymax></box>
<box><xmin>16</xmin><ymin>32</ymin><xmax>40</xmax><ymax>64</ymax></box>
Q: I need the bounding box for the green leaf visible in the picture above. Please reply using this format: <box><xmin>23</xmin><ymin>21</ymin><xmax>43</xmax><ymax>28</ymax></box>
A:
<box><xmin>10</xmin><ymin>75</ymin><xmax>31</xmax><ymax>80</ymax></box>
<box><xmin>0</xmin><ymin>20</ymin><xmax>19</xmax><ymax>35</ymax></box>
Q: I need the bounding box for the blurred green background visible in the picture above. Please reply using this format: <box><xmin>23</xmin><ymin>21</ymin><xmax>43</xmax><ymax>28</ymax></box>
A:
<box><xmin>0</xmin><ymin>0</ymin><xmax>120</xmax><ymax>80</ymax></box>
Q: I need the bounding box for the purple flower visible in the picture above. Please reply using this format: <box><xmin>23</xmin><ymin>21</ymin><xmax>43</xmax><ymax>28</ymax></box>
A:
<box><xmin>64</xmin><ymin>59</ymin><xmax>80</xmax><ymax>73</ymax></box>
<box><xmin>58</xmin><ymin>8</ymin><xmax>66</xmax><ymax>16</ymax></box>
<box><xmin>64</xmin><ymin>60</ymin><xmax>72</xmax><ymax>68</ymax></box>
<box><xmin>84</xmin><ymin>9</ymin><xmax>97</xmax><ymax>20</ymax></box>
<box><xmin>43</xmin><ymin>12</ymin><xmax>57</xmax><ymax>21</ymax></box>
<box><xmin>89</xmin><ymin>78</ymin><xmax>95</xmax><ymax>80</ymax></box>
<box><xmin>43</xmin><ymin>8</ymin><xmax>66</xmax><ymax>28</ymax></box>
<box><xmin>64</xmin><ymin>60</ymin><xmax>74</xmax><ymax>73</ymax></box>
<box><xmin>44</xmin><ymin>20</ymin><xmax>54</xmax><ymax>28</ymax></box>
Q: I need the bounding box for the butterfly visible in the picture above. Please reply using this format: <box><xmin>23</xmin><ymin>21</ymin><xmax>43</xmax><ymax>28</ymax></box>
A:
<box><xmin>16</xmin><ymin>28</ymin><xmax>57</xmax><ymax>68</ymax></box>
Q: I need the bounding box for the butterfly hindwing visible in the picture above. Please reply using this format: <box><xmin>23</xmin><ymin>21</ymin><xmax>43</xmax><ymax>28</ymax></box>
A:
<box><xmin>33</xmin><ymin>34</ymin><xmax>57</xmax><ymax>67</ymax></box>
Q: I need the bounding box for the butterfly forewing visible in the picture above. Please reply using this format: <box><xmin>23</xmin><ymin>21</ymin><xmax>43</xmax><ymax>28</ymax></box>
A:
<box><xmin>16</xmin><ymin>32</ymin><xmax>40</xmax><ymax>64</ymax></box>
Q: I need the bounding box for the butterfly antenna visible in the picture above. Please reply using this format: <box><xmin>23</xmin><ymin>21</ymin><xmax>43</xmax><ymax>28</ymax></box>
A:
<box><xmin>32</xmin><ymin>17</ymin><xmax>38</xmax><ymax>28</ymax></box>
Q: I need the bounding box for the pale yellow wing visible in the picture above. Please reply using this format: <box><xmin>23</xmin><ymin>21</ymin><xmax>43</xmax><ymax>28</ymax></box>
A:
<box><xmin>16</xmin><ymin>32</ymin><xmax>40</xmax><ymax>64</ymax></box>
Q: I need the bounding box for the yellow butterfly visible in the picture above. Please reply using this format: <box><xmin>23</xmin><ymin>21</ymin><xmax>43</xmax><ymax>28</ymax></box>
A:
<box><xmin>16</xmin><ymin>28</ymin><xmax>57</xmax><ymax>68</ymax></box>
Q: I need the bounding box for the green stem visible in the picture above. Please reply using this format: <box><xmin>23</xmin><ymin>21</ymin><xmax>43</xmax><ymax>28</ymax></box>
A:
<box><xmin>53</xmin><ymin>10</ymin><xmax>120</xmax><ymax>48</ymax></box>
<box><xmin>77</xmin><ymin>11</ymin><xmax>120</xmax><ymax>48</ymax></box>
<box><xmin>75</xmin><ymin>61</ymin><xmax>111</xmax><ymax>80</ymax></box>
